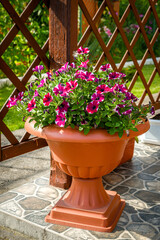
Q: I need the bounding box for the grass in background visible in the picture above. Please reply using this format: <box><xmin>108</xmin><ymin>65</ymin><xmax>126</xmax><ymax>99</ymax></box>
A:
<box><xmin>125</xmin><ymin>65</ymin><xmax>160</xmax><ymax>98</ymax></box>
<box><xmin>0</xmin><ymin>85</ymin><xmax>24</xmax><ymax>131</ymax></box>
<box><xmin>0</xmin><ymin>65</ymin><xmax>159</xmax><ymax>131</ymax></box>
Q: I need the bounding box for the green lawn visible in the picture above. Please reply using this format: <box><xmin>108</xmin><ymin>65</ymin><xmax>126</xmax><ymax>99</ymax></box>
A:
<box><xmin>0</xmin><ymin>64</ymin><xmax>159</xmax><ymax>131</ymax></box>
<box><xmin>0</xmin><ymin>85</ymin><xmax>24</xmax><ymax>131</ymax></box>
<box><xmin>125</xmin><ymin>65</ymin><xmax>160</xmax><ymax>98</ymax></box>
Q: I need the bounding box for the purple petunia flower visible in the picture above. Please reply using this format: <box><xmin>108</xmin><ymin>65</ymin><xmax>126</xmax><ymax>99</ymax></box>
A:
<box><xmin>96</xmin><ymin>84</ymin><xmax>112</xmax><ymax>94</ymax></box>
<box><xmin>53</xmin><ymin>83</ymin><xmax>68</xmax><ymax>97</ymax></box>
<box><xmin>86</xmin><ymin>101</ymin><xmax>99</xmax><ymax>114</ymax></box>
<box><xmin>125</xmin><ymin>92</ymin><xmax>138</xmax><ymax>102</ymax></box>
<box><xmin>91</xmin><ymin>92</ymin><xmax>104</xmax><ymax>102</ymax></box>
<box><xmin>32</xmin><ymin>65</ymin><xmax>44</xmax><ymax>73</ymax></box>
<box><xmin>150</xmin><ymin>106</ymin><xmax>155</xmax><ymax>115</ymax></box>
<box><xmin>43</xmin><ymin>93</ymin><xmax>53</xmax><ymax>106</ymax></box>
<box><xmin>27</xmin><ymin>99</ymin><xmax>36</xmax><ymax>112</ymax></box>
<box><xmin>77</xmin><ymin>46</ymin><xmax>89</xmax><ymax>55</ymax></box>
<box><xmin>7</xmin><ymin>96</ymin><xmax>17</xmax><ymax>108</ymax></box>
<box><xmin>55</xmin><ymin>113</ymin><xmax>67</xmax><ymax>127</ymax></box>
<box><xmin>112</xmin><ymin>84</ymin><xmax>127</xmax><ymax>93</ymax></box>
<box><xmin>66</xmin><ymin>80</ymin><xmax>78</xmax><ymax>91</ymax></box>
<box><xmin>100</xmin><ymin>64</ymin><xmax>111</xmax><ymax>71</ymax></box>
<box><xmin>109</xmin><ymin>72</ymin><xmax>121</xmax><ymax>80</ymax></box>
<box><xmin>56</xmin><ymin>100</ymin><xmax>70</xmax><ymax>114</ymax></box>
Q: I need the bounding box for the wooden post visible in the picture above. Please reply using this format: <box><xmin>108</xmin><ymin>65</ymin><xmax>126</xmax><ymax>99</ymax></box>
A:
<box><xmin>49</xmin><ymin>0</ymin><xmax>78</xmax><ymax>189</ymax></box>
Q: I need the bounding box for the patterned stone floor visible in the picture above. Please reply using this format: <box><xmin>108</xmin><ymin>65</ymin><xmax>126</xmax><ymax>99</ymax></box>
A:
<box><xmin>0</xmin><ymin>142</ymin><xmax>160</xmax><ymax>240</ymax></box>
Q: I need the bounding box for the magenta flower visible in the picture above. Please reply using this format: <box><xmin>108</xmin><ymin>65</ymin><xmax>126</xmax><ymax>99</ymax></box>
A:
<box><xmin>91</xmin><ymin>93</ymin><xmax>104</xmax><ymax>102</ymax></box>
<box><xmin>150</xmin><ymin>106</ymin><xmax>155</xmax><ymax>115</ymax></box>
<box><xmin>109</xmin><ymin>72</ymin><xmax>121</xmax><ymax>80</ymax></box>
<box><xmin>86</xmin><ymin>101</ymin><xmax>99</xmax><ymax>114</ymax></box>
<box><xmin>55</xmin><ymin>113</ymin><xmax>67</xmax><ymax>127</ymax></box>
<box><xmin>77</xmin><ymin>46</ymin><xmax>89</xmax><ymax>55</ymax></box>
<box><xmin>70</xmin><ymin>62</ymin><xmax>76</xmax><ymax>68</ymax></box>
<box><xmin>100</xmin><ymin>64</ymin><xmax>111</xmax><ymax>71</ymax></box>
<box><xmin>75</xmin><ymin>70</ymin><xmax>95</xmax><ymax>81</ymax></box>
<box><xmin>125</xmin><ymin>92</ymin><xmax>138</xmax><ymax>102</ymax></box>
<box><xmin>56</xmin><ymin>100</ymin><xmax>70</xmax><ymax>114</ymax></box>
<box><xmin>96</xmin><ymin>84</ymin><xmax>112</xmax><ymax>94</ymax></box>
<box><xmin>27</xmin><ymin>99</ymin><xmax>36</xmax><ymax>112</ymax></box>
<box><xmin>32</xmin><ymin>65</ymin><xmax>44</xmax><ymax>73</ymax></box>
<box><xmin>46</xmin><ymin>72</ymin><xmax>52</xmax><ymax>79</ymax></box>
<box><xmin>112</xmin><ymin>84</ymin><xmax>127</xmax><ymax>93</ymax></box>
<box><xmin>79</xmin><ymin>60</ymin><xmax>89</xmax><ymax>68</ymax></box>
<box><xmin>53</xmin><ymin>83</ymin><xmax>68</xmax><ymax>97</ymax></box>
<box><xmin>66</xmin><ymin>80</ymin><xmax>78</xmax><ymax>91</ymax></box>
<box><xmin>120</xmin><ymin>73</ymin><xmax>126</xmax><ymax>78</ymax></box>
<box><xmin>17</xmin><ymin>92</ymin><xmax>24</xmax><ymax>101</ymax></box>
<box><xmin>33</xmin><ymin>90</ymin><xmax>39</xmax><ymax>98</ymax></box>
<box><xmin>58</xmin><ymin>62</ymin><xmax>70</xmax><ymax>73</ymax></box>
<box><xmin>43</xmin><ymin>93</ymin><xmax>53</xmax><ymax>106</ymax></box>
<box><xmin>7</xmin><ymin>96</ymin><xmax>17</xmax><ymax>108</ymax></box>
<box><xmin>122</xmin><ymin>109</ymin><xmax>132</xmax><ymax>115</ymax></box>
<box><xmin>38</xmin><ymin>78</ymin><xmax>46</xmax><ymax>88</ymax></box>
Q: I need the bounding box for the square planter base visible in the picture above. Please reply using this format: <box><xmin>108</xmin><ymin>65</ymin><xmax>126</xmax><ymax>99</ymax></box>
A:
<box><xmin>45</xmin><ymin>190</ymin><xmax>125</xmax><ymax>232</ymax></box>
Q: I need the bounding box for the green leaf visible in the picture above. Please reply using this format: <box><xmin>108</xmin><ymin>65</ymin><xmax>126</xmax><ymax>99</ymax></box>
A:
<box><xmin>70</xmin><ymin>124</ymin><xmax>75</xmax><ymax>129</ymax></box>
<box><xmin>135</xmin><ymin>136</ymin><xmax>139</xmax><ymax>143</ymax></box>
<box><xmin>84</xmin><ymin>127</ymin><xmax>90</xmax><ymax>135</ymax></box>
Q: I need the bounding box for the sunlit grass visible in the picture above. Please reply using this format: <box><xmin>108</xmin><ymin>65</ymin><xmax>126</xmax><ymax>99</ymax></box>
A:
<box><xmin>0</xmin><ymin>85</ymin><xmax>24</xmax><ymax>131</ymax></box>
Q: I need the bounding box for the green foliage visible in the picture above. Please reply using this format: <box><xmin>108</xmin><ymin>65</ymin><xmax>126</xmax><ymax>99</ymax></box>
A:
<box><xmin>0</xmin><ymin>0</ymin><xmax>49</xmax><ymax>78</ymax></box>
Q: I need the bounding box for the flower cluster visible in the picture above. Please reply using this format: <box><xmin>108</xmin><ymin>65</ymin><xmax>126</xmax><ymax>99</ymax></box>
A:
<box><xmin>7</xmin><ymin>47</ymin><xmax>154</xmax><ymax>136</ymax></box>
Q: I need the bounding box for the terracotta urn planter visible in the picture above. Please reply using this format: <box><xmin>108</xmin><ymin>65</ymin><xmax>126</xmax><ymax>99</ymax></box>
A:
<box><xmin>25</xmin><ymin>119</ymin><xmax>149</xmax><ymax>232</ymax></box>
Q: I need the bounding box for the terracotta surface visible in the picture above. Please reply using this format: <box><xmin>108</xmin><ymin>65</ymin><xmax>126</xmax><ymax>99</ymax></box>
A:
<box><xmin>120</xmin><ymin>138</ymin><xmax>135</xmax><ymax>165</ymax></box>
<box><xmin>25</xmin><ymin>119</ymin><xmax>150</xmax><ymax>232</ymax></box>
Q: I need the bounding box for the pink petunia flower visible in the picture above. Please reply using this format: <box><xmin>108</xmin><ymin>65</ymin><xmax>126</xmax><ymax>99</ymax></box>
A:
<box><xmin>37</xmin><ymin>78</ymin><xmax>46</xmax><ymax>88</ymax></box>
<box><xmin>56</xmin><ymin>100</ymin><xmax>70</xmax><ymax>114</ymax></box>
<box><xmin>112</xmin><ymin>84</ymin><xmax>127</xmax><ymax>93</ymax></box>
<box><xmin>43</xmin><ymin>93</ymin><xmax>53</xmax><ymax>106</ymax></box>
<box><xmin>46</xmin><ymin>72</ymin><xmax>52</xmax><ymax>79</ymax></box>
<box><xmin>103</xmin><ymin>26</ymin><xmax>112</xmax><ymax>37</ymax></box>
<box><xmin>66</xmin><ymin>80</ymin><xmax>78</xmax><ymax>91</ymax></box>
<box><xmin>96</xmin><ymin>84</ymin><xmax>112</xmax><ymax>94</ymax></box>
<box><xmin>70</xmin><ymin>62</ymin><xmax>76</xmax><ymax>68</ymax></box>
<box><xmin>17</xmin><ymin>92</ymin><xmax>24</xmax><ymax>101</ymax></box>
<box><xmin>7</xmin><ymin>96</ymin><xmax>17</xmax><ymax>108</ymax></box>
<box><xmin>55</xmin><ymin>113</ymin><xmax>67</xmax><ymax>127</ymax></box>
<box><xmin>109</xmin><ymin>72</ymin><xmax>121</xmax><ymax>80</ymax></box>
<box><xmin>33</xmin><ymin>90</ymin><xmax>39</xmax><ymax>98</ymax></box>
<box><xmin>53</xmin><ymin>83</ymin><xmax>68</xmax><ymax>97</ymax></box>
<box><xmin>75</xmin><ymin>71</ymin><xmax>95</xmax><ymax>81</ymax></box>
<box><xmin>32</xmin><ymin>65</ymin><xmax>44</xmax><ymax>73</ymax></box>
<box><xmin>86</xmin><ymin>101</ymin><xmax>99</xmax><ymax>114</ymax></box>
<box><xmin>77</xmin><ymin>46</ymin><xmax>89</xmax><ymax>55</ymax></box>
<box><xmin>27</xmin><ymin>99</ymin><xmax>36</xmax><ymax>112</ymax></box>
<box><xmin>122</xmin><ymin>109</ymin><xmax>132</xmax><ymax>115</ymax></box>
<box><xmin>91</xmin><ymin>93</ymin><xmax>104</xmax><ymax>102</ymax></box>
<box><xmin>58</xmin><ymin>62</ymin><xmax>70</xmax><ymax>73</ymax></box>
<box><xmin>79</xmin><ymin>60</ymin><xmax>89</xmax><ymax>69</ymax></box>
<box><xmin>100</xmin><ymin>64</ymin><xmax>111</xmax><ymax>71</ymax></box>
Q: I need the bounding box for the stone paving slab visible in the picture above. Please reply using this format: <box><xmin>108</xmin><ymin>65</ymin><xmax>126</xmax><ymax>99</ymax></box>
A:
<box><xmin>0</xmin><ymin>142</ymin><xmax>160</xmax><ymax>240</ymax></box>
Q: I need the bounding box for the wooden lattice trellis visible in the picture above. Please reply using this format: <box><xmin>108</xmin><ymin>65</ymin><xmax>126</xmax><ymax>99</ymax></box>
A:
<box><xmin>0</xmin><ymin>0</ymin><xmax>160</xmax><ymax>163</ymax></box>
